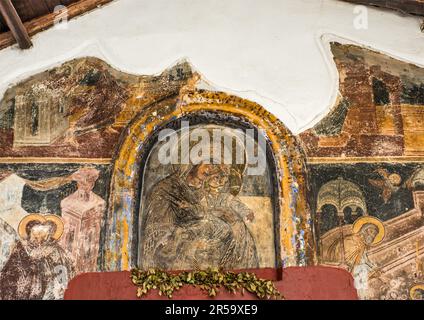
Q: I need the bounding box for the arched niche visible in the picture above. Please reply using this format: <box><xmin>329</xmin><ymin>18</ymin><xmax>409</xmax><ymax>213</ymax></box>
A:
<box><xmin>102</xmin><ymin>91</ymin><xmax>312</xmax><ymax>271</ymax></box>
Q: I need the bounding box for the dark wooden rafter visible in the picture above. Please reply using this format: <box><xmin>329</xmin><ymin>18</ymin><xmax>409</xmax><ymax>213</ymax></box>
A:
<box><xmin>0</xmin><ymin>0</ymin><xmax>114</xmax><ymax>51</ymax></box>
<box><xmin>0</xmin><ymin>0</ymin><xmax>421</xmax><ymax>51</ymax></box>
<box><xmin>341</xmin><ymin>0</ymin><xmax>424</xmax><ymax>16</ymax></box>
<box><xmin>0</xmin><ymin>0</ymin><xmax>32</xmax><ymax>49</ymax></box>
<box><xmin>11</xmin><ymin>1</ymin><xmax>79</xmax><ymax>23</ymax></box>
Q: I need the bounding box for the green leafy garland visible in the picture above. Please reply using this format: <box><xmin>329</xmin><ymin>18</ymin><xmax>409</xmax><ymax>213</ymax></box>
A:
<box><xmin>131</xmin><ymin>268</ymin><xmax>282</xmax><ymax>300</ymax></box>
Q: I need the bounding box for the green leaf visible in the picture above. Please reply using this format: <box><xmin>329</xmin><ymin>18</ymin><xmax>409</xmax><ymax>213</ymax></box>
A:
<box><xmin>130</xmin><ymin>267</ymin><xmax>283</xmax><ymax>300</ymax></box>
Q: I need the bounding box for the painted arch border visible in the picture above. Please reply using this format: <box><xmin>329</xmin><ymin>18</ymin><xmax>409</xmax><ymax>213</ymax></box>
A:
<box><xmin>102</xmin><ymin>90</ymin><xmax>313</xmax><ymax>271</ymax></box>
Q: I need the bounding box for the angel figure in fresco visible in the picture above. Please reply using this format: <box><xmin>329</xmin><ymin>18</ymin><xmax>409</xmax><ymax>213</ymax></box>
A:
<box><xmin>63</xmin><ymin>83</ymin><xmax>127</xmax><ymax>146</ymax></box>
<box><xmin>51</xmin><ymin>61</ymin><xmax>130</xmax><ymax>147</ymax></box>
<box><xmin>368</xmin><ymin>168</ymin><xmax>420</xmax><ymax>219</ymax></box>
<box><xmin>0</xmin><ymin>214</ymin><xmax>74</xmax><ymax>300</ymax></box>
<box><xmin>368</xmin><ymin>169</ymin><xmax>403</xmax><ymax>204</ymax></box>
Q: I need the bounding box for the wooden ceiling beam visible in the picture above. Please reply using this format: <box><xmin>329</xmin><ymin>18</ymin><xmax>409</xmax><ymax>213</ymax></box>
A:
<box><xmin>0</xmin><ymin>0</ymin><xmax>32</xmax><ymax>49</ymax></box>
<box><xmin>341</xmin><ymin>0</ymin><xmax>424</xmax><ymax>16</ymax></box>
<box><xmin>0</xmin><ymin>0</ymin><xmax>114</xmax><ymax>51</ymax></box>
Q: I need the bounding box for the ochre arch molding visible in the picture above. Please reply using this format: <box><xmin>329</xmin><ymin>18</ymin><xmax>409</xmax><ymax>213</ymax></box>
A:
<box><xmin>102</xmin><ymin>90</ymin><xmax>313</xmax><ymax>271</ymax></box>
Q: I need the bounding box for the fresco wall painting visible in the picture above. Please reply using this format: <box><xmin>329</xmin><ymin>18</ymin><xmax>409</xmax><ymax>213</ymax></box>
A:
<box><xmin>0</xmin><ymin>41</ymin><xmax>423</xmax><ymax>300</ymax></box>
<box><xmin>103</xmin><ymin>92</ymin><xmax>311</xmax><ymax>272</ymax></box>
<box><xmin>301</xmin><ymin>43</ymin><xmax>424</xmax><ymax>300</ymax></box>
<box><xmin>0</xmin><ymin>58</ymin><xmax>198</xmax><ymax>299</ymax></box>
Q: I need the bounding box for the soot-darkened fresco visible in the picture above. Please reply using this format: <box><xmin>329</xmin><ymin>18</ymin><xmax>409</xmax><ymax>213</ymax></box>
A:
<box><xmin>139</xmin><ymin>125</ymin><xmax>276</xmax><ymax>270</ymax></box>
<box><xmin>0</xmin><ymin>57</ymin><xmax>198</xmax><ymax>300</ymax></box>
<box><xmin>0</xmin><ymin>56</ymin><xmax>306</xmax><ymax>300</ymax></box>
<box><xmin>301</xmin><ymin>42</ymin><xmax>424</xmax><ymax>300</ymax></box>
<box><xmin>0</xmin><ymin>57</ymin><xmax>193</xmax><ymax>158</ymax></box>
<box><xmin>0</xmin><ymin>40</ymin><xmax>423</xmax><ymax>300</ymax></box>
<box><xmin>0</xmin><ymin>165</ymin><xmax>109</xmax><ymax>299</ymax></box>
<box><xmin>301</xmin><ymin>42</ymin><xmax>424</xmax><ymax>158</ymax></box>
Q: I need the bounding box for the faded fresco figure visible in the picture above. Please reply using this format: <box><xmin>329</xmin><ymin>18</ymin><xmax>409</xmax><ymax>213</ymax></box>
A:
<box><xmin>0</xmin><ymin>167</ymin><xmax>104</xmax><ymax>300</ymax></box>
<box><xmin>140</xmin><ymin>125</ymin><xmax>262</xmax><ymax>271</ymax></box>
<box><xmin>322</xmin><ymin>217</ymin><xmax>386</xmax><ymax>299</ymax></box>
<box><xmin>0</xmin><ymin>214</ymin><xmax>74</xmax><ymax>300</ymax></box>
<box><xmin>323</xmin><ymin>217</ymin><xmax>385</xmax><ymax>272</ymax></box>
<box><xmin>202</xmin><ymin>164</ymin><xmax>259</xmax><ymax>269</ymax></box>
<box><xmin>141</xmin><ymin>162</ymin><xmax>259</xmax><ymax>270</ymax></box>
<box><xmin>0</xmin><ymin>217</ymin><xmax>18</xmax><ymax>272</ymax></box>
<box><xmin>352</xmin><ymin>254</ymin><xmax>378</xmax><ymax>300</ymax></box>
<box><xmin>140</xmin><ymin>136</ymin><xmax>260</xmax><ymax>271</ymax></box>
<box><xmin>141</xmin><ymin>163</ymin><xmax>236</xmax><ymax>270</ymax></box>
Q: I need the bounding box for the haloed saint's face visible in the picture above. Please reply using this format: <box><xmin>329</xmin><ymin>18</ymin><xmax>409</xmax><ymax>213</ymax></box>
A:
<box><xmin>29</xmin><ymin>224</ymin><xmax>52</xmax><ymax>245</ymax></box>
<box><xmin>360</xmin><ymin>224</ymin><xmax>379</xmax><ymax>245</ymax></box>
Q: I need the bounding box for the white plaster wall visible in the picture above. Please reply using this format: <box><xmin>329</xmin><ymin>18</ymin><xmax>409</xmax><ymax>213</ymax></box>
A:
<box><xmin>0</xmin><ymin>0</ymin><xmax>422</xmax><ymax>134</ymax></box>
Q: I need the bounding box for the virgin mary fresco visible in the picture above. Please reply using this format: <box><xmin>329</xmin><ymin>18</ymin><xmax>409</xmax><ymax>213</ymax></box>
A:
<box><xmin>139</xmin><ymin>125</ymin><xmax>266</xmax><ymax>271</ymax></box>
